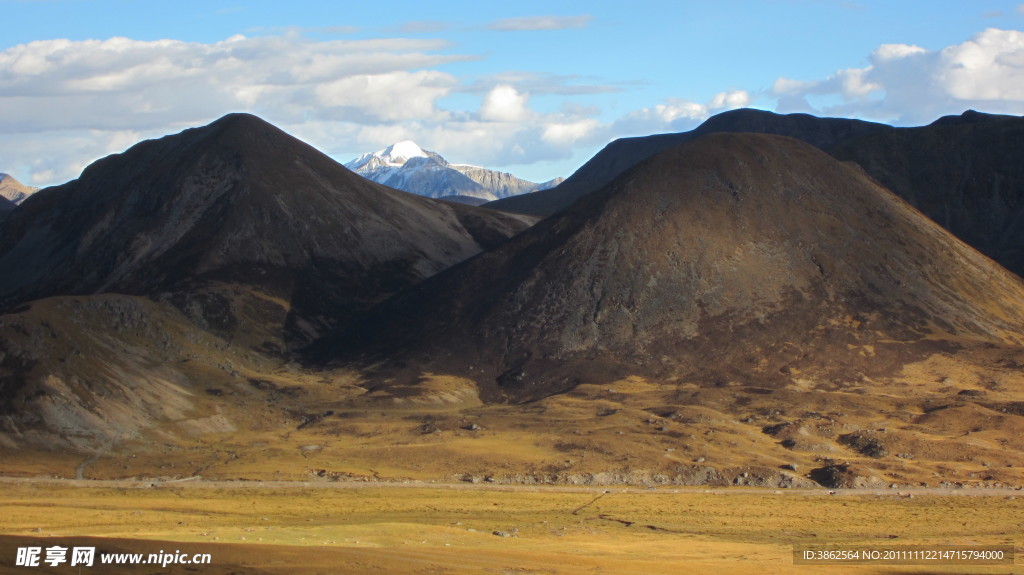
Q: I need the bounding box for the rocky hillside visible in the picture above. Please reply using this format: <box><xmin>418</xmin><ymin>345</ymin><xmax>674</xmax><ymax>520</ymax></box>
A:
<box><xmin>829</xmin><ymin>110</ymin><xmax>1024</xmax><ymax>277</ymax></box>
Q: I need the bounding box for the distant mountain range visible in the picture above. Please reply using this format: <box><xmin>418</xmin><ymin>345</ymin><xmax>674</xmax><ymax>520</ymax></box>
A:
<box><xmin>345</xmin><ymin>140</ymin><xmax>563</xmax><ymax>203</ymax></box>
<box><xmin>486</xmin><ymin>108</ymin><xmax>1024</xmax><ymax>278</ymax></box>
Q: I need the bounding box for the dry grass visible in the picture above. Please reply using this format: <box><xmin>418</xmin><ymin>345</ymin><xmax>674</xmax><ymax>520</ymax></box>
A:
<box><xmin>5</xmin><ymin>364</ymin><xmax>1024</xmax><ymax>488</ymax></box>
<box><xmin>0</xmin><ymin>482</ymin><xmax>1020</xmax><ymax>574</ymax></box>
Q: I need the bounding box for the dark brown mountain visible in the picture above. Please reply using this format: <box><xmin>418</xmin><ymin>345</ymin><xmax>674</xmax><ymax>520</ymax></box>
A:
<box><xmin>438</xmin><ymin>194</ymin><xmax>490</xmax><ymax>206</ymax></box>
<box><xmin>0</xmin><ymin>113</ymin><xmax>535</xmax><ymax>350</ymax></box>
<box><xmin>0</xmin><ymin>197</ymin><xmax>12</xmax><ymax>227</ymax></box>
<box><xmin>829</xmin><ymin>110</ymin><xmax>1024</xmax><ymax>277</ymax></box>
<box><xmin>486</xmin><ymin>109</ymin><xmax>1024</xmax><ymax>278</ymax></box>
<box><xmin>316</xmin><ymin>132</ymin><xmax>1024</xmax><ymax>403</ymax></box>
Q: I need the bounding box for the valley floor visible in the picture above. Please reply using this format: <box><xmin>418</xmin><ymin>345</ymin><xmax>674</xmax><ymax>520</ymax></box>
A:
<box><xmin>0</xmin><ymin>479</ymin><xmax>1020</xmax><ymax>574</ymax></box>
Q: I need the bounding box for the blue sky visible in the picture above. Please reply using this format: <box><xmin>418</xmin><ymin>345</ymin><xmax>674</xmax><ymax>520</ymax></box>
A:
<box><xmin>4</xmin><ymin>1</ymin><xmax>1024</xmax><ymax>186</ymax></box>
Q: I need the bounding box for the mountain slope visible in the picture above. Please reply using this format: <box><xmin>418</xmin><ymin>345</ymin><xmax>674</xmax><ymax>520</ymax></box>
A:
<box><xmin>0</xmin><ymin>294</ymin><xmax>247</xmax><ymax>450</ymax></box>
<box><xmin>0</xmin><ymin>114</ymin><xmax>535</xmax><ymax>349</ymax></box>
<box><xmin>830</xmin><ymin>110</ymin><xmax>1024</xmax><ymax>277</ymax></box>
<box><xmin>346</xmin><ymin>141</ymin><xmax>560</xmax><ymax>201</ymax></box>
<box><xmin>317</xmin><ymin>133</ymin><xmax>1024</xmax><ymax>404</ymax></box>
<box><xmin>449</xmin><ymin>164</ymin><xmax>564</xmax><ymax>198</ymax></box>
<box><xmin>0</xmin><ymin>173</ymin><xmax>38</xmax><ymax>205</ymax></box>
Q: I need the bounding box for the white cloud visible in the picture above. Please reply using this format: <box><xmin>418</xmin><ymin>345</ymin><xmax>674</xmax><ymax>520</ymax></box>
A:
<box><xmin>469</xmin><ymin>71</ymin><xmax>622</xmax><ymax>95</ymax></box>
<box><xmin>486</xmin><ymin>15</ymin><xmax>592</xmax><ymax>32</ymax></box>
<box><xmin>541</xmin><ymin>118</ymin><xmax>600</xmax><ymax>147</ymax></box>
<box><xmin>938</xmin><ymin>28</ymin><xmax>1024</xmax><ymax>100</ymax></box>
<box><xmin>837</xmin><ymin>68</ymin><xmax>882</xmax><ymax>98</ymax></box>
<box><xmin>769</xmin><ymin>28</ymin><xmax>1024</xmax><ymax>124</ymax></box>
<box><xmin>382</xmin><ymin>91</ymin><xmax>602</xmax><ymax>168</ymax></box>
<box><xmin>609</xmin><ymin>91</ymin><xmax>753</xmax><ymax>137</ymax></box>
<box><xmin>0</xmin><ymin>30</ymin><xmax>613</xmax><ymax>186</ymax></box>
<box><xmin>613</xmin><ymin>100</ymin><xmax>705</xmax><ymax>133</ymax></box>
<box><xmin>772</xmin><ymin>77</ymin><xmax>814</xmax><ymax>94</ymax></box>
<box><xmin>873</xmin><ymin>43</ymin><xmax>927</xmax><ymax>61</ymax></box>
<box><xmin>0</xmin><ymin>128</ymin><xmax>145</xmax><ymax>187</ymax></box>
<box><xmin>0</xmin><ymin>34</ymin><xmax>469</xmax><ymax>124</ymax></box>
<box><xmin>12</xmin><ymin>25</ymin><xmax>1024</xmax><ymax>190</ymax></box>
<box><xmin>0</xmin><ymin>33</ymin><xmax>474</xmax><ymax>184</ymax></box>
<box><xmin>314</xmin><ymin>71</ymin><xmax>455</xmax><ymax>122</ymax></box>
<box><xmin>709</xmin><ymin>90</ymin><xmax>751</xmax><ymax>110</ymax></box>
<box><xmin>479</xmin><ymin>84</ymin><xmax>530</xmax><ymax>122</ymax></box>
<box><xmin>419</xmin><ymin>88</ymin><xmax>749</xmax><ymax>174</ymax></box>
<box><xmin>0</xmin><ymin>31</ymin><xmax>621</xmax><ymax>186</ymax></box>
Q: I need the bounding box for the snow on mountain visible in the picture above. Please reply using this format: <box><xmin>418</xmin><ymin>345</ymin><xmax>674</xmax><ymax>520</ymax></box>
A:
<box><xmin>345</xmin><ymin>142</ymin><xmax>561</xmax><ymax>202</ymax></box>
<box><xmin>347</xmin><ymin>140</ymin><xmax>436</xmax><ymax>171</ymax></box>
<box><xmin>382</xmin><ymin>140</ymin><xmax>429</xmax><ymax>164</ymax></box>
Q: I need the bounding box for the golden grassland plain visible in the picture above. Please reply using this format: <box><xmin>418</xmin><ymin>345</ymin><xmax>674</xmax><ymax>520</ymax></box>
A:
<box><xmin>0</xmin><ymin>481</ymin><xmax>1021</xmax><ymax>574</ymax></box>
<box><xmin>3</xmin><ymin>365</ymin><xmax>1024</xmax><ymax>574</ymax></box>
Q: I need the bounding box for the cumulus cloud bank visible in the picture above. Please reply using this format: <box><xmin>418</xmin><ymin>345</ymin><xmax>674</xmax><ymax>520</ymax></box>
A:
<box><xmin>0</xmin><ymin>31</ymin><xmax>620</xmax><ymax>185</ymax></box>
<box><xmin>0</xmin><ymin>35</ymin><xmax>469</xmax><ymax>131</ymax></box>
<box><xmin>608</xmin><ymin>90</ymin><xmax>751</xmax><ymax>136</ymax></box>
<box><xmin>0</xmin><ymin>33</ymin><xmax>476</xmax><ymax>184</ymax></box>
<box><xmin>772</xmin><ymin>28</ymin><xmax>1024</xmax><ymax>123</ymax></box>
<box><xmin>4</xmin><ymin>26</ymin><xmax>1024</xmax><ymax>187</ymax></box>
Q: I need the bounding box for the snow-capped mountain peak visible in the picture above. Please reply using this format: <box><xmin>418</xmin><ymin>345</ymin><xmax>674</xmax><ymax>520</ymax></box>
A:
<box><xmin>345</xmin><ymin>140</ymin><xmax>438</xmax><ymax>172</ymax></box>
<box><xmin>378</xmin><ymin>140</ymin><xmax>429</xmax><ymax>165</ymax></box>
<box><xmin>345</xmin><ymin>142</ymin><xmax>562</xmax><ymax>202</ymax></box>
